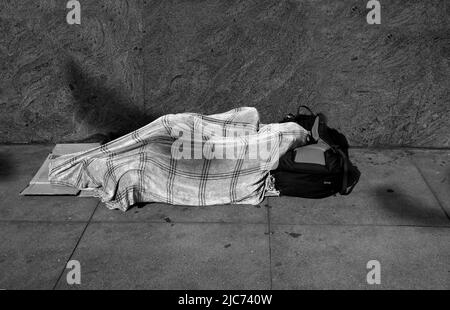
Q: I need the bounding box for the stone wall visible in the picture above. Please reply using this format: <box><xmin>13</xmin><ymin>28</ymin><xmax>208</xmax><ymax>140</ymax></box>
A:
<box><xmin>1</xmin><ymin>0</ymin><xmax>449</xmax><ymax>147</ymax></box>
<box><xmin>0</xmin><ymin>0</ymin><xmax>145</xmax><ymax>143</ymax></box>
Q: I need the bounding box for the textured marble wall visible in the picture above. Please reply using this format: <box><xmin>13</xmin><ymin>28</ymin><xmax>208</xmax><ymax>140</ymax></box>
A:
<box><xmin>0</xmin><ymin>0</ymin><xmax>449</xmax><ymax>146</ymax></box>
<box><xmin>0</xmin><ymin>0</ymin><xmax>144</xmax><ymax>143</ymax></box>
<box><xmin>144</xmin><ymin>0</ymin><xmax>450</xmax><ymax>147</ymax></box>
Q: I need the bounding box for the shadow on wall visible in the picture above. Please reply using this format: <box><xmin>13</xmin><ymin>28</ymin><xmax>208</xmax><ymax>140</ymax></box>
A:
<box><xmin>374</xmin><ymin>186</ymin><xmax>447</xmax><ymax>225</ymax></box>
<box><xmin>66</xmin><ymin>60</ymin><xmax>156</xmax><ymax>143</ymax></box>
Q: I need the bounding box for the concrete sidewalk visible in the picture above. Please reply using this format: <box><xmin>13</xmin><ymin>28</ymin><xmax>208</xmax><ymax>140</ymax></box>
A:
<box><xmin>0</xmin><ymin>145</ymin><xmax>448</xmax><ymax>290</ymax></box>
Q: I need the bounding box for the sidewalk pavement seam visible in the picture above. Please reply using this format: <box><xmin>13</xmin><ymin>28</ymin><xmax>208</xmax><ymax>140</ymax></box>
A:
<box><xmin>265</xmin><ymin>223</ymin><xmax>450</xmax><ymax>228</ymax></box>
<box><xmin>2</xmin><ymin>219</ymin><xmax>448</xmax><ymax>228</ymax></box>
<box><xmin>51</xmin><ymin>201</ymin><xmax>101</xmax><ymax>290</ymax></box>
<box><xmin>0</xmin><ymin>219</ymin><xmax>268</xmax><ymax>225</ymax></box>
<box><xmin>411</xmin><ymin>160</ymin><xmax>450</xmax><ymax>223</ymax></box>
<box><xmin>266</xmin><ymin>197</ymin><xmax>273</xmax><ymax>290</ymax></box>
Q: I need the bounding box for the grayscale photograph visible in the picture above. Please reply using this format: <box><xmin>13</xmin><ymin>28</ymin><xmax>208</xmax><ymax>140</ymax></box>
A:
<box><xmin>0</xmin><ymin>0</ymin><xmax>448</xmax><ymax>293</ymax></box>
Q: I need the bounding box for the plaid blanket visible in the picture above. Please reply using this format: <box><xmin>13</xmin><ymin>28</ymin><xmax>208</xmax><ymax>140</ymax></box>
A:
<box><xmin>49</xmin><ymin>107</ymin><xmax>309</xmax><ymax>211</ymax></box>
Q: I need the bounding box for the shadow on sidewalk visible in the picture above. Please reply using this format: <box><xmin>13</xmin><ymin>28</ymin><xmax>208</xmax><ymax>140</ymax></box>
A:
<box><xmin>374</xmin><ymin>186</ymin><xmax>447</xmax><ymax>224</ymax></box>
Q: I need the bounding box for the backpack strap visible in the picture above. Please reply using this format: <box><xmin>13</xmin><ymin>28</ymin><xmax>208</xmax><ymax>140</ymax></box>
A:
<box><xmin>343</xmin><ymin>175</ymin><xmax>358</xmax><ymax>195</ymax></box>
<box><xmin>343</xmin><ymin>164</ymin><xmax>361</xmax><ymax>195</ymax></box>
<box><xmin>335</xmin><ymin>148</ymin><xmax>360</xmax><ymax>195</ymax></box>
<box><xmin>334</xmin><ymin>148</ymin><xmax>351</xmax><ymax>195</ymax></box>
<box><xmin>297</xmin><ymin>105</ymin><xmax>315</xmax><ymax>116</ymax></box>
<box><xmin>311</xmin><ymin>116</ymin><xmax>320</xmax><ymax>142</ymax></box>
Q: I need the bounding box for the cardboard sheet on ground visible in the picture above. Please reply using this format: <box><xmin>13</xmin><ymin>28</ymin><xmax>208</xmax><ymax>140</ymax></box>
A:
<box><xmin>20</xmin><ymin>143</ymin><xmax>100</xmax><ymax>196</ymax></box>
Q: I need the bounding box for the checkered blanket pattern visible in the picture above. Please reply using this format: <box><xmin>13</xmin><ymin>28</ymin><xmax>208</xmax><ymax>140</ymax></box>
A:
<box><xmin>49</xmin><ymin>107</ymin><xmax>309</xmax><ymax>211</ymax></box>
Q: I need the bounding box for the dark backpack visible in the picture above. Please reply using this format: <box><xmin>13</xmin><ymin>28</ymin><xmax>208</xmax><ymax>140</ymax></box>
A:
<box><xmin>273</xmin><ymin>106</ymin><xmax>361</xmax><ymax>198</ymax></box>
